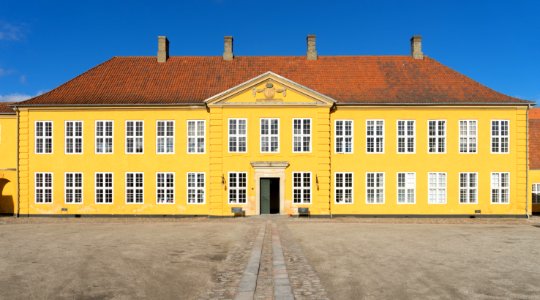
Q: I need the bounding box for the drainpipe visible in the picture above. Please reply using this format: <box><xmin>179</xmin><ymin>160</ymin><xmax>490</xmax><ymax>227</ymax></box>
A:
<box><xmin>14</xmin><ymin>106</ymin><xmax>20</xmax><ymax>218</ymax></box>
<box><xmin>526</xmin><ymin>105</ymin><xmax>530</xmax><ymax>218</ymax></box>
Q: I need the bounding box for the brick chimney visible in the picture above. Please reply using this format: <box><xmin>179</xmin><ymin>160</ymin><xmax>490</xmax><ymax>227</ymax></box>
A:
<box><xmin>307</xmin><ymin>34</ymin><xmax>317</xmax><ymax>60</ymax></box>
<box><xmin>157</xmin><ymin>36</ymin><xmax>169</xmax><ymax>63</ymax></box>
<box><xmin>410</xmin><ymin>35</ymin><xmax>423</xmax><ymax>59</ymax></box>
<box><xmin>223</xmin><ymin>36</ymin><xmax>233</xmax><ymax>61</ymax></box>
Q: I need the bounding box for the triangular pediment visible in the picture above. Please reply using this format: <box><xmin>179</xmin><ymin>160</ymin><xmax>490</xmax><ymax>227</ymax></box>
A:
<box><xmin>205</xmin><ymin>72</ymin><xmax>335</xmax><ymax>107</ymax></box>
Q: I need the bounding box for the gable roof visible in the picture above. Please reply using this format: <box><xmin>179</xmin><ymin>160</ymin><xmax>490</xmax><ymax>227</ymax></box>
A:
<box><xmin>17</xmin><ymin>56</ymin><xmax>530</xmax><ymax>106</ymax></box>
<box><xmin>529</xmin><ymin>108</ymin><xmax>540</xmax><ymax>169</ymax></box>
<box><xmin>0</xmin><ymin>102</ymin><xmax>16</xmax><ymax>114</ymax></box>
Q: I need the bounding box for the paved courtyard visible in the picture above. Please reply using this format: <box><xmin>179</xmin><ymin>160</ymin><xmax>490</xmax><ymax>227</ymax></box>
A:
<box><xmin>0</xmin><ymin>216</ymin><xmax>539</xmax><ymax>299</ymax></box>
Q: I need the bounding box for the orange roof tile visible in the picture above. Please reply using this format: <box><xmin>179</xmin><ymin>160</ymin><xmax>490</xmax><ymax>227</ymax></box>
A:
<box><xmin>0</xmin><ymin>102</ymin><xmax>15</xmax><ymax>114</ymax></box>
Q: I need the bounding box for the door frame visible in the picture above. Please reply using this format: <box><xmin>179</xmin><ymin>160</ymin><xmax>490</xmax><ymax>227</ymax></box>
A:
<box><xmin>251</xmin><ymin>161</ymin><xmax>288</xmax><ymax>215</ymax></box>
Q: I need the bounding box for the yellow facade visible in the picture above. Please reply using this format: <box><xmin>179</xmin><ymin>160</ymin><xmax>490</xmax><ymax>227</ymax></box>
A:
<box><xmin>0</xmin><ymin>114</ymin><xmax>18</xmax><ymax>214</ymax></box>
<box><xmin>529</xmin><ymin>170</ymin><xmax>540</xmax><ymax>213</ymax></box>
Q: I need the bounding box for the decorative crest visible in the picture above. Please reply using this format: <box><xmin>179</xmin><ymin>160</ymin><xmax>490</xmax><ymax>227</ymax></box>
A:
<box><xmin>252</xmin><ymin>81</ymin><xmax>287</xmax><ymax>100</ymax></box>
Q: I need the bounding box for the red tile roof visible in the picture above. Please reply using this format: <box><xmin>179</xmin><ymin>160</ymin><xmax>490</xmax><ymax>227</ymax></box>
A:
<box><xmin>0</xmin><ymin>102</ymin><xmax>15</xmax><ymax>114</ymax></box>
<box><xmin>529</xmin><ymin>108</ymin><xmax>540</xmax><ymax>169</ymax></box>
<box><xmin>17</xmin><ymin>56</ymin><xmax>530</xmax><ymax>106</ymax></box>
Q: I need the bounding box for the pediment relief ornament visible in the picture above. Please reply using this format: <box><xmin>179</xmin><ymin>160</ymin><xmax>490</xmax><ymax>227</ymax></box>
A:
<box><xmin>252</xmin><ymin>81</ymin><xmax>287</xmax><ymax>100</ymax></box>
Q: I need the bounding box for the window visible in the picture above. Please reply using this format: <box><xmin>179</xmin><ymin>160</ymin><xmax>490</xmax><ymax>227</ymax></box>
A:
<box><xmin>428</xmin><ymin>120</ymin><xmax>446</xmax><ymax>153</ymax></box>
<box><xmin>397</xmin><ymin>172</ymin><xmax>415</xmax><ymax>204</ymax></box>
<box><xmin>65</xmin><ymin>172</ymin><xmax>83</xmax><ymax>204</ymax></box>
<box><xmin>293</xmin><ymin>172</ymin><xmax>311</xmax><ymax>204</ymax></box>
<box><xmin>157</xmin><ymin>121</ymin><xmax>174</xmax><ymax>154</ymax></box>
<box><xmin>335</xmin><ymin>172</ymin><xmax>353</xmax><ymax>204</ymax></box>
<box><xmin>260</xmin><ymin>118</ymin><xmax>279</xmax><ymax>153</ymax></box>
<box><xmin>65</xmin><ymin>121</ymin><xmax>83</xmax><ymax>154</ymax></box>
<box><xmin>366</xmin><ymin>120</ymin><xmax>384</xmax><ymax>153</ymax></box>
<box><xmin>366</xmin><ymin>172</ymin><xmax>384</xmax><ymax>204</ymax></box>
<box><xmin>228</xmin><ymin>172</ymin><xmax>247</xmax><ymax>204</ymax></box>
<box><xmin>397</xmin><ymin>120</ymin><xmax>415</xmax><ymax>153</ymax></box>
<box><xmin>157</xmin><ymin>173</ymin><xmax>175</xmax><ymax>204</ymax></box>
<box><xmin>187</xmin><ymin>172</ymin><xmax>205</xmax><ymax>204</ymax></box>
<box><xmin>459</xmin><ymin>173</ymin><xmax>478</xmax><ymax>204</ymax></box>
<box><xmin>95</xmin><ymin>173</ymin><xmax>113</xmax><ymax>204</ymax></box>
<box><xmin>491</xmin><ymin>172</ymin><xmax>510</xmax><ymax>204</ymax></box>
<box><xmin>126</xmin><ymin>173</ymin><xmax>144</xmax><ymax>204</ymax></box>
<box><xmin>187</xmin><ymin>120</ymin><xmax>205</xmax><ymax>153</ymax></box>
<box><xmin>35</xmin><ymin>172</ymin><xmax>53</xmax><ymax>203</ymax></box>
<box><xmin>335</xmin><ymin>120</ymin><xmax>353</xmax><ymax>153</ymax></box>
<box><xmin>293</xmin><ymin>118</ymin><xmax>311</xmax><ymax>152</ymax></box>
<box><xmin>459</xmin><ymin>120</ymin><xmax>477</xmax><ymax>153</ymax></box>
<box><xmin>126</xmin><ymin>121</ymin><xmax>144</xmax><ymax>154</ymax></box>
<box><xmin>428</xmin><ymin>172</ymin><xmax>446</xmax><ymax>204</ymax></box>
<box><xmin>532</xmin><ymin>183</ymin><xmax>540</xmax><ymax>204</ymax></box>
<box><xmin>96</xmin><ymin>121</ymin><xmax>113</xmax><ymax>153</ymax></box>
<box><xmin>35</xmin><ymin>121</ymin><xmax>53</xmax><ymax>154</ymax></box>
<box><xmin>228</xmin><ymin>119</ymin><xmax>247</xmax><ymax>152</ymax></box>
<box><xmin>491</xmin><ymin>120</ymin><xmax>509</xmax><ymax>153</ymax></box>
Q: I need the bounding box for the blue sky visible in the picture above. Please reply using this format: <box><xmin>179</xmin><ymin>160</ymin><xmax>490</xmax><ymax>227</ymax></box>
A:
<box><xmin>0</xmin><ymin>0</ymin><xmax>538</xmax><ymax>103</ymax></box>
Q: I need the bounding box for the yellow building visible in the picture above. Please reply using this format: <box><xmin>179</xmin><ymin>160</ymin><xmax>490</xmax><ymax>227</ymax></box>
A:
<box><xmin>1</xmin><ymin>35</ymin><xmax>537</xmax><ymax>217</ymax></box>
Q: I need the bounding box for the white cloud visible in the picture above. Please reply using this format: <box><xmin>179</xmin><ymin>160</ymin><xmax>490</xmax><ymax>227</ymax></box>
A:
<box><xmin>0</xmin><ymin>22</ymin><xmax>25</xmax><ymax>41</ymax></box>
<box><xmin>0</xmin><ymin>68</ymin><xmax>14</xmax><ymax>77</ymax></box>
<box><xmin>19</xmin><ymin>75</ymin><xmax>27</xmax><ymax>84</ymax></box>
<box><xmin>0</xmin><ymin>91</ymin><xmax>45</xmax><ymax>102</ymax></box>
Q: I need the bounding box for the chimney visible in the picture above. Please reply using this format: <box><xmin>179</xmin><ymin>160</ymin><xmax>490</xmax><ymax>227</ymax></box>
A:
<box><xmin>410</xmin><ymin>35</ymin><xmax>423</xmax><ymax>59</ymax></box>
<box><xmin>306</xmin><ymin>34</ymin><xmax>317</xmax><ymax>60</ymax></box>
<box><xmin>157</xmin><ymin>36</ymin><xmax>169</xmax><ymax>63</ymax></box>
<box><xmin>223</xmin><ymin>36</ymin><xmax>233</xmax><ymax>61</ymax></box>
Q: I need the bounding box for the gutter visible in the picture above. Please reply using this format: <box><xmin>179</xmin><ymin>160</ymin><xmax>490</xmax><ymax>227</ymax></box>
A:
<box><xmin>526</xmin><ymin>106</ymin><xmax>530</xmax><ymax>218</ymax></box>
<box><xmin>14</xmin><ymin>106</ymin><xmax>19</xmax><ymax>218</ymax></box>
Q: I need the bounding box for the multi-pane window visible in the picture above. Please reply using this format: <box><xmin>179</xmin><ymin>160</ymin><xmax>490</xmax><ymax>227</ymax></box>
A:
<box><xmin>228</xmin><ymin>119</ymin><xmax>247</xmax><ymax>152</ymax></box>
<box><xmin>35</xmin><ymin>172</ymin><xmax>53</xmax><ymax>203</ymax></box>
<box><xmin>397</xmin><ymin>172</ymin><xmax>415</xmax><ymax>204</ymax></box>
<box><xmin>95</xmin><ymin>173</ymin><xmax>113</xmax><ymax>204</ymax></box>
<box><xmin>35</xmin><ymin>121</ymin><xmax>53</xmax><ymax>154</ymax></box>
<box><xmin>491</xmin><ymin>172</ymin><xmax>510</xmax><ymax>204</ymax></box>
<box><xmin>293</xmin><ymin>119</ymin><xmax>311</xmax><ymax>152</ymax></box>
<box><xmin>459</xmin><ymin>120</ymin><xmax>477</xmax><ymax>153</ymax></box>
<box><xmin>126</xmin><ymin>121</ymin><xmax>144</xmax><ymax>154</ymax></box>
<box><xmin>157</xmin><ymin>121</ymin><xmax>174</xmax><ymax>154</ymax></box>
<box><xmin>532</xmin><ymin>183</ymin><xmax>540</xmax><ymax>204</ymax></box>
<box><xmin>96</xmin><ymin>121</ymin><xmax>113</xmax><ymax>153</ymax></box>
<box><xmin>366</xmin><ymin>120</ymin><xmax>384</xmax><ymax>153</ymax></box>
<box><xmin>65</xmin><ymin>172</ymin><xmax>83</xmax><ymax>204</ymax></box>
<box><xmin>126</xmin><ymin>173</ymin><xmax>144</xmax><ymax>204</ymax></box>
<box><xmin>187</xmin><ymin>120</ymin><xmax>205</xmax><ymax>153</ymax></box>
<box><xmin>428</xmin><ymin>172</ymin><xmax>447</xmax><ymax>204</ymax></box>
<box><xmin>65</xmin><ymin>121</ymin><xmax>83</xmax><ymax>154</ymax></box>
<box><xmin>397</xmin><ymin>120</ymin><xmax>415</xmax><ymax>153</ymax></box>
<box><xmin>293</xmin><ymin>172</ymin><xmax>311</xmax><ymax>204</ymax></box>
<box><xmin>491</xmin><ymin>120</ymin><xmax>509</xmax><ymax>153</ymax></box>
<box><xmin>428</xmin><ymin>120</ymin><xmax>446</xmax><ymax>153</ymax></box>
<box><xmin>366</xmin><ymin>172</ymin><xmax>384</xmax><ymax>204</ymax></box>
<box><xmin>459</xmin><ymin>173</ymin><xmax>478</xmax><ymax>204</ymax></box>
<box><xmin>228</xmin><ymin>172</ymin><xmax>247</xmax><ymax>204</ymax></box>
<box><xmin>260</xmin><ymin>118</ymin><xmax>279</xmax><ymax>153</ymax></box>
<box><xmin>187</xmin><ymin>172</ymin><xmax>205</xmax><ymax>204</ymax></box>
<box><xmin>335</xmin><ymin>120</ymin><xmax>353</xmax><ymax>153</ymax></box>
<box><xmin>335</xmin><ymin>172</ymin><xmax>353</xmax><ymax>204</ymax></box>
<box><xmin>157</xmin><ymin>172</ymin><xmax>175</xmax><ymax>204</ymax></box>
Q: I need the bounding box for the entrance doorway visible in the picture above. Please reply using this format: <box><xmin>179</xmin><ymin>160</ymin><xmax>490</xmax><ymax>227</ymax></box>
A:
<box><xmin>260</xmin><ymin>178</ymin><xmax>280</xmax><ymax>214</ymax></box>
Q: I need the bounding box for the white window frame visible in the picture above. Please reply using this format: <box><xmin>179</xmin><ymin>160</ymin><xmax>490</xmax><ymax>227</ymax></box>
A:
<box><xmin>366</xmin><ymin>120</ymin><xmax>384</xmax><ymax>153</ymax></box>
<box><xmin>491</xmin><ymin>120</ymin><xmax>510</xmax><ymax>154</ymax></box>
<box><xmin>532</xmin><ymin>183</ymin><xmax>540</xmax><ymax>204</ymax></box>
<box><xmin>125</xmin><ymin>120</ymin><xmax>144</xmax><ymax>154</ymax></box>
<box><xmin>187</xmin><ymin>172</ymin><xmax>205</xmax><ymax>204</ymax></box>
<box><xmin>428</xmin><ymin>172</ymin><xmax>447</xmax><ymax>204</ymax></box>
<box><xmin>156</xmin><ymin>120</ymin><xmax>175</xmax><ymax>154</ymax></box>
<box><xmin>396</xmin><ymin>120</ymin><xmax>415</xmax><ymax>154</ymax></box>
<box><xmin>95</xmin><ymin>120</ymin><xmax>114</xmax><ymax>154</ymax></box>
<box><xmin>293</xmin><ymin>172</ymin><xmax>311</xmax><ymax>204</ymax></box>
<box><xmin>335</xmin><ymin>172</ymin><xmax>353</xmax><ymax>204</ymax></box>
<box><xmin>35</xmin><ymin>121</ymin><xmax>53</xmax><ymax>154</ymax></box>
<box><xmin>156</xmin><ymin>172</ymin><xmax>175</xmax><ymax>204</ymax></box>
<box><xmin>292</xmin><ymin>118</ymin><xmax>312</xmax><ymax>153</ymax></box>
<box><xmin>65</xmin><ymin>121</ymin><xmax>83</xmax><ymax>154</ymax></box>
<box><xmin>397</xmin><ymin>172</ymin><xmax>416</xmax><ymax>204</ymax></box>
<box><xmin>35</xmin><ymin>172</ymin><xmax>53</xmax><ymax>204</ymax></box>
<box><xmin>428</xmin><ymin>120</ymin><xmax>446</xmax><ymax>154</ymax></box>
<box><xmin>126</xmin><ymin>172</ymin><xmax>144</xmax><ymax>204</ymax></box>
<box><xmin>187</xmin><ymin>120</ymin><xmax>206</xmax><ymax>154</ymax></box>
<box><xmin>228</xmin><ymin>118</ymin><xmax>248</xmax><ymax>153</ymax></box>
<box><xmin>260</xmin><ymin>118</ymin><xmax>280</xmax><ymax>153</ymax></box>
<box><xmin>65</xmin><ymin>172</ymin><xmax>83</xmax><ymax>204</ymax></box>
<box><xmin>228</xmin><ymin>172</ymin><xmax>247</xmax><ymax>204</ymax></box>
<box><xmin>459</xmin><ymin>172</ymin><xmax>478</xmax><ymax>204</ymax></box>
<box><xmin>95</xmin><ymin>172</ymin><xmax>113</xmax><ymax>204</ymax></box>
<box><xmin>366</xmin><ymin>172</ymin><xmax>385</xmax><ymax>204</ymax></box>
<box><xmin>459</xmin><ymin>120</ymin><xmax>477</xmax><ymax>154</ymax></box>
<box><xmin>335</xmin><ymin>120</ymin><xmax>353</xmax><ymax>154</ymax></box>
<box><xmin>491</xmin><ymin>172</ymin><xmax>510</xmax><ymax>204</ymax></box>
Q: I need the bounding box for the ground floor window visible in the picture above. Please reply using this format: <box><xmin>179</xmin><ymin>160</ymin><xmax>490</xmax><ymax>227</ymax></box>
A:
<box><xmin>335</xmin><ymin>172</ymin><xmax>353</xmax><ymax>204</ymax></box>
<box><xmin>229</xmin><ymin>172</ymin><xmax>247</xmax><ymax>204</ymax></box>
<box><xmin>96</xmin><ymin>172</ymin><xmax>113</xmax><ymax>203</ymax></box>
<box><xmin>293</xmin><ymin>172</ymin><xmax>311</xmax><ymax>204</ymax></box>
<box><xmin>35</xmin><ymin>172</ymin><xmax>53</xmax><ymax>203</ymax></box>
<box><xmin>187</xmin><ymin>172</ymin><xmax>205</xmax><ymax>204</ymax></box>
<box><xmin>397</xmin><ymin>172</ymin><xmax>415</xmax><ymax>204</ymax></box>
<box><xmin>491</xmin><ymin>172</ymin><xmax>509</xmax><ymax>204</ymax></box>
<box><xmin>157</xmin><ymin>172</ymin><xmax>174</xmax><ymax>204</ymax></box>
<box><xmin>533</xmin><ymin>183</ymin><xmax>540</xmax><ymax>204</ymax></box>
<box><xmin>366</xmin><ymin>172</ymin><xmax>384</xmax><ymax>204</ymax></box>
<box><xmin>459</xmin><ymin>173</ymin><xmax>477</xmax><ymax>204</ymax></box>
<box><xmin>428</xmin><ymin>172</ymin><xmax>446</xmax><ymax>204</ymax></box>
<box><xmin>126</xmin><ymin>172</ymin><xmax>144</xmax><ymax>204</ymax></box>
<box><xmin>65</xmin><ymin>172</ymin><xmax>83</xmax><ymax>203</ymax></box>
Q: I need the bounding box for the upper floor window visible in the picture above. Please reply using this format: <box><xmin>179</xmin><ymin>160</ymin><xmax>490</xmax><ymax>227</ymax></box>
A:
<box><xmin>459</xmin><ymin>120</ymin><xmax>477</xmax><ymax>153</ymax></box>
<box><xmin>366</xmin><ymin>120</ymin><xmax>384</xmax><ymax>153</ymax></box>
<box><xmin>187</xmin><ymin>172</ymin><xmax>205</xmax><ymax>204</ymax></box>
<box><xmin>293</xmin><ymin>118</ymin><xmax>311</xmax><ymax>152</ymax></box>
<box><xmin>260</xmin><ymin>118</ymin><xmax>279</xmax><ymax>153</ymax></box>
<box><xmin>126</xmin><ymin>121</ymin><xmax>144</xmax><ymax>154</ymax></box>
<box><xmin>491</xmin><ymin>172</ymin><xmax>509</xmax><ymax>204</ymax></box>
<box><xmin>157</xmin><ymin>172</ymin><xmax>175</xmax><ymax>204</ymax></box>
<box><xmin>95</xmin><ymin>172</ymin><xmax>113</xmax><ymax>204</ymax></box>
<box><xmin>229</xmin><ymin>172</ymin><xmax>247</xmax><ymax>204</ymax></box>
<box><xmin>35</xmin><ymin>121</ymin><xmax>53</xmax><ymax>154</ymax></box>
<box><xmin>459</xmin><ymin>172</ymin><xmax>478</xmax><ymax>204</ymax></box>
<box><xmin>397</xmin><ymin>120</ymin><xmax>415</xmax><ymax>153</ymax></box>
<box><xmin>65</xmin><ymin>172</ymin><xmax>83</xmax><ymax>204</ymax></box>
<box><xmin>293</xmin><ymin>172</ymin><xmax>311</xmax><ymax>204</ymax></box>
<box><xmin>532</xmin><ymin>183</ymin><xmax>540</xmax><ymax>204</ymax></box>
<box><xmin>335</xmin><ymin>172</ymin><xmax>353</xmax><ymax>204</ymax></box>
<box><xmin>126</xmin><ymin>172</ymin><xmax>144</xmax><ymax>204</ymax></box>
<box><xmin>397</xmin><ymin>172</ymin><xmax>415</xmax><ymax>204</ymax></box>
<box><xmin>187</xmin><ymin>120</ymin><xmax>205</xmax><ymax>153</ymax></box>
<box><xmin>428</xmin><ymin>120</ymin><xmax>446</xmax><ymax>153</ymax></box>
<box><xmin>65</xmin><ymin>121</ymin><xmax>83</xmax><ymax>154</ymax></box>
<box><xmin>228</xmin><ymin>119</ymin><xmax>247</xmax><ymax>153</ymax></box>
<box><xmin>35</xmin><ymin>172</ymin><xmax>53</xmax><ymax>203</ymax></box>
<box><xmin>428</xmin><ymin>172</ymin><xmax>446</xmax><ymax>204</ymax></box>
<box><xmin>335</xmin><ymin>120</ymin><xmax>353</xmax><ymax>153</ymax></box>
<box><xmin>96</xmin><ymin>121</ymin><xmax>113</xmax><ymax>154</ymax></box>
<box><xmin>491</xmin><ymin>120</ymin><xmax>509</xmax><ymax>153</ymax></box>
<box><xmin>157</xmin><ymin>121</ymin><xmax>175</xmax><ymax>154</ymax></box>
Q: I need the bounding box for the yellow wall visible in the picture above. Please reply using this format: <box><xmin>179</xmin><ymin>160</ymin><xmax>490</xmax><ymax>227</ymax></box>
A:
<box><xmin>529</xmin><ymin>169</ymin><xmax>540</xmax><ymax>213</ymax></box>
<box><xmin>0</xmin><ymin>115</ymin><xmax>17</xmax><ymax>214</ymax></box>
